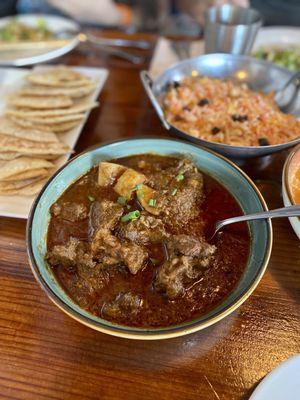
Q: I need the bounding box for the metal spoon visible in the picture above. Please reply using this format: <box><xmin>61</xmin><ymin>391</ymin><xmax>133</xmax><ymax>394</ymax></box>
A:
<box><xmin>211</xmin><ymin>205</ymin><xmax>300</xmax><ymax>239</ymax></box>
<box><xmin>275</xmin><ymin>70</ymin><xmax>300</xmax><ymax>113</ymax></box>
<box><xmin>57</xmin><ymin>30</ymin><xmax>146</xmax><ymax>64</ymax></box>
<box><xmin>57</xmin><ymin>29</ymin><xmax>151</xmax><ymax>49</ymax></box>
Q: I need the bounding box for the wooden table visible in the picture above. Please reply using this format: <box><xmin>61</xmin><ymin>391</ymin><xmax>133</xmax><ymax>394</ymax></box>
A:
<box><xmin>0</xmin><ymin>33</ymin><xmax>299</xmax><ymax>400</ymax></box>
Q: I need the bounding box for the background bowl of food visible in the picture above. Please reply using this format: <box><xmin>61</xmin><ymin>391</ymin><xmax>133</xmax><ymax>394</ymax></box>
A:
<box><xmin>253</xmin><ymin>26</ymin><xmax>300</xmax><ymax>72</ymax></box>
<box><xmin>141</xmin><ymin>53</ymin><xmax>300</xmax><ymax>159</ymax></box>
<box><xmin>283</xmin><ymin>144</ymin><xmax>300</xmax><ymax>239</ymax></box>
<box><xmin>27</xmin><ymin>138</ymin><xmax>272</xmax><ymax>339</ymax></box>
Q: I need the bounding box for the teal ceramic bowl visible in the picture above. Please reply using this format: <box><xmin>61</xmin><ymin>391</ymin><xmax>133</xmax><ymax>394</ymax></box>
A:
<box><xmin>27</xmin><ymin>138</ymin><xmax>272</xmax><ymax>340</ymax></box>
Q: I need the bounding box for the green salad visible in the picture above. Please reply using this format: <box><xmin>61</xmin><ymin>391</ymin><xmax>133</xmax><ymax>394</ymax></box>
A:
<box><xmin>254</xmin><ymin>47</ymin><xmax>300</xmax><ymax>71</ymax></box>
<box><xmin>0</xmin><ymin>18</ymin><xmax>53</xmax><ymax>42</ymax></box>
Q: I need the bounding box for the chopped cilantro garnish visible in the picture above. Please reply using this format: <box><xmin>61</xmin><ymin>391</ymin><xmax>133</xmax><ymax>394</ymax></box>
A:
<box><xmin>148</xmin><ymin>198</ymin><xmax>156</xmax><ymax>207</ymax></box>
<box><xmin>117</xmin><ymin>196</ymin><xmax>126</xmax><ymax>205</ymax></box>
<box><xmin>176</xmin><ymin>173</ymin><xmax>184</xmax><ymax>182</ymax></box>
<box><xmin>88</xmin><ymin>195</ymin><xmax>95</xmax><ymax>202</ymax></box>
<box><xmin>150</xmin><ymin>258</ymin><xmax>159</xmax><ymax>265</ymax></box>
<box><xmin>171</xmin><ymin>188</ymin><xmax>177</xmax><ymax>196</ymax></box>
<box><xmin>131</xmin><ymin>183</ymin><xmax>143</xmax><ymax>192</ymax></box>
<box><xmin>121</xmin><ymin>210</ymin><xmax>140</xmax><ymax>223</ymax></box>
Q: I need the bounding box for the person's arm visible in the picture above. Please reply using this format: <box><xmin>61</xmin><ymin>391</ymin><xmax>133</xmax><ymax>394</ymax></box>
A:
<box><xmin>48</xmin><ymin>0</ymin><xmax>131</xmax><ymax>25</ymax></box>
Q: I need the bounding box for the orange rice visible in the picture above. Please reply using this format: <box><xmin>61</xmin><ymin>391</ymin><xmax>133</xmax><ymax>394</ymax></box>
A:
<box><xmin>162</xmin><ymin>76</ymin><xmax>300</xmax><ymax>146</ymax></box>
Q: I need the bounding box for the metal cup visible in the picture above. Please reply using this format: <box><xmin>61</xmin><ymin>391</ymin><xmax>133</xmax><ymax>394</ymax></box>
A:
<box><xmin>204</xmin><ymin>5</ymin><xmax>262</xmax><ymax>55</ymax></box>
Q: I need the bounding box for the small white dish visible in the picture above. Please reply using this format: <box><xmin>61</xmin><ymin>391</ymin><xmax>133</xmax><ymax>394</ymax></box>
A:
<box><xmin>250</xmin><ymin>354</ymin><xmax>300</xmax><ymax>400</ymax></box>
<box><xmin>282</xmin><ymin>145</ymin><xmax>300</xmax><ymax>239</ymax></box>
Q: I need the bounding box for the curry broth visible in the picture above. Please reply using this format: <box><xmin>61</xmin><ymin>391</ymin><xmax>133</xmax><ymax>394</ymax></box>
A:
<box><xmin>47</xmin><ymin>154</ymin><xmax>250</xmax><ymax>327</ymax></box>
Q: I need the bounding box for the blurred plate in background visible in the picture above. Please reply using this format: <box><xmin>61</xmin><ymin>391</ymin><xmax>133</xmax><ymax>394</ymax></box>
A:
<box><xmin>0</xmin><ymin>14</ymin><xmax>79</xmax><ymax>66</ymax></box>
<box><xmin>253</xmin><ymin>26</ymin><xmax>300</xmax><ymax>51</ymax></box>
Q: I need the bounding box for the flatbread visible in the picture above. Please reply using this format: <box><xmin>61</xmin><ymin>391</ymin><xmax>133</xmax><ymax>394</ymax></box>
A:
<box><xmin>0</xmin><ymin>134</ymin><xmax>70</xmax><ymax>155</ymax></box>
<box><xmin>6</xmin><ymin>113</ymin><xmax>86</xmax><ymax>125</ymax></box>
<box><xmin>0</xmin><ymin>176</ymin><xmax>43</xmax><ymax>190</ymax></box>
<box><xmin>1</xmin><ymin>168</ymin><xmax>50</xmax><ymax>182</ymax></box>
<box><xmin>6</xmin><ymin>102</ymin><xmax>98</xmax><ymax>118</ymax></box>
<box><xmin>7</xmin><ymin>95</ymin><xmax>73</xmax><ymax>109</ymax></box>
<box><xmin>39</xmin><ymin>120</ymin><xmax>82</xmax><ymax>133</ymax></box>
<box><xmin>0</xmin><ymin>117</ymin><xmax>58</xmax><ymax>143</ymax></box>
<box><xmin>0</xmin><ymin>152</ymin><xmax>22</xmax><ymax>160</ymax></box>
<box><xmin>26</xmin><ymin>67</ymin><xmax>92</xmax><ymax>88</ymax></box>
<box><xmin>8</xmin><ymin>117</ymin><xmax>81</xmax><ymax>133</ymax></box>
<box><xmin>0</xmin><ymin>178</ymin><xmax>47</xmax><ymax>196</ymax></box>
<box><xmin>0</xmin><ymin>157</ymin><xmax>53</xmax><ymax>180</ymax></box>
<box><xmin>7</xmin><ymin>116</ymin><xmax>61</xmax><ymax>132</ymax></box>
<box><xmin>18</xmin><ymin>83</ymin><xmax>96</xmax><ymax>99</ymax></box>
<box><xmin>0</xmin><ymin>152</ymin><xmax>60</xmax><ymax>161</ymax></box>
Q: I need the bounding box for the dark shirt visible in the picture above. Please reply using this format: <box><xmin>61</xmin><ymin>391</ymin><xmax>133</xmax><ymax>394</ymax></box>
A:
<box><xmin>251</xmin><ymin>0</ymin><xmax>300</xmax><ymax>26</ymax></box>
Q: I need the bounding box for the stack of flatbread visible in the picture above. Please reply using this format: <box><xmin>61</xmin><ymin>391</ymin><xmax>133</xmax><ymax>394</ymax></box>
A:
<box><xmin>0</xmin><ymin>66</ymin><xmax>98</xmax><ymax>196</ymax></box>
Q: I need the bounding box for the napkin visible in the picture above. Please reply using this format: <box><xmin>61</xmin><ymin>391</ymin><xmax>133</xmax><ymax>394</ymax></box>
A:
<box><xmin>149</xmin><ymin>37</ymin><xmax>204</xmax><ymax>78</ymax></box>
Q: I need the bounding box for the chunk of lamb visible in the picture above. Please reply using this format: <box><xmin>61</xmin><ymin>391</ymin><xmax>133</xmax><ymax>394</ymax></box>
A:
<box><xmin>120</xmin><ymin>242</ymin><xmax>148</xmax><ymax>274</ymax></box>
<box><xmin>147</xmin><ymin>158</ymin><xmax>196</xmax><ymax>190</ymax></box>
<box><xmin>91</xmin><ymin>228</ymin><xmax>148</xmax><ymax>274</ymax></box>
<box><xmin>156</xmin><ymin>256</ymin><xmax>198</xmax><ymax>298</ymax></box>
<box><xmin>155</xmin><ymin>235</ymin><xmax>216</xmax><ymax>298</ymax></box>
<box><xmin>89</xmin><ymin>200</ymin><xmax>123</xmax><ymax>234</ymax></box>
<box><xmin>46</xmin><ymin>237</ymin><xmax>95</xmax><ymax>269</ymax></box>
<box><xmin>162</xmin><ymin>172</ymin><xmax>204</xmax><ymax>227</ymax></box>
<box><xmin>91</xmin><ymin>228</ymin><xmax>121</xmax><ymax>261</ymax></box>
<box><xmin>119</xmin><ymin>213</ymin><xmax>169</xmax><ymax>245</ymax></box>
<box><xmin>168</xmin><ymin>234</ymin><xmax>215</xmax><ymax>261</ymax></box>
<box><xmin>102</xmin><ymin>292</ymin><xmax>143</xmax><ymax>319</ymax></box>
<box><xmin>51</xmin><ymin>202</ymin><xmax>88</xmax><ymax>222</ymax></box>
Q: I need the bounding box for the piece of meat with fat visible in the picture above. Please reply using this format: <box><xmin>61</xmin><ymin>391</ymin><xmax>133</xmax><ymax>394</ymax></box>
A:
<box><xmin>155</xmin><ymin>235</ymin><xmax>216</xmax><ymax>298</ymax></box>
<box><xmin>89</xmin><ymin>200</ymin><xmax>123</xmax><ymax>234</ymax></box>
<box><xmin>91</xmin><ymin>228</ymin><xmax>121</xmax><ymax>261</ymax></box>
<box><xmin>168</xmin><ymin>234</ymin><xmax>215</xmax><ymax>259</ymax></box>
<box><xmin>162</xmin><ymin>172</ymin><xmax>204</xmax><ymax>227</ymax></box>
<box><xmin>46</xmin><ymin>237</ymin><xmax>95</xmax><ymax>269</ymax></box>
<box><xmin>147</xmin><ymin>158</ymin><xmax>197</xmax><ymax>190</ymax></box>
<box><xmin>120</xmin><ymin>241</ymin><xmax>148</xmax><ymax>274</ymax></box>
<box><xmin>91</xmin><ymin>228</ymin><xmax>148</xmax><ymax>274</ymax></box>
<box><xmin>156</xmin><ymin>256</ymin><xmax>198</xmax><ymax>298</ymax></box>
<box><xmin>102</xmin><ymin>292</ymin><xmax>143</xmax><ymax>319</ymax></box>
<box><xmin>119</xmin><ymin>213</ymin><xmax>169</xmax><ymax>245</ymax></box>
<box><xmin>51</xmin><ymin>202</ymin><xmax>88</xmax><ymax>222</ymax></box>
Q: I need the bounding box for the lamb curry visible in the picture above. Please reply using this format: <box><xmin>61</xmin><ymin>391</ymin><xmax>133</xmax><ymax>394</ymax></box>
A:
<box><xmin>46</xmin><ymin>154</ymin><xmax>250</xmax><ymax>327</ymax></box>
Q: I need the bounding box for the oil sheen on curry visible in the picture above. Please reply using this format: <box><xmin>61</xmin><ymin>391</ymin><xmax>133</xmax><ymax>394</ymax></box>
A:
<box><xmin>46</xmin><ymin>155</ymin><xmax>250</xmax><ymax>327</ymax></box>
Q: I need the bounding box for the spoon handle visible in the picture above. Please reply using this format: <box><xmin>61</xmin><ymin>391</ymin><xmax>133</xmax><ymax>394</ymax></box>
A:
<box><xmin>215</xmin><ymin>205</ymin><xmax>300</xmax><ymax>232</ymax></box>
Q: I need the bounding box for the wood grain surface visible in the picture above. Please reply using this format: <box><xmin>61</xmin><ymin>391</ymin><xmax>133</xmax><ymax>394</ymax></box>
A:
<box><xmin>0</xmin><ymin>32</ymin><xmax>299</xmax><ymax>400</ymax></box>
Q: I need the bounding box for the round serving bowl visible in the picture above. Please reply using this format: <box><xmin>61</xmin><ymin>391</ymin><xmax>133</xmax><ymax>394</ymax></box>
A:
<box><xmin>283</xmin><ymin>144</ymin><xmax>300</xmax><ymax>239</ymax></box>
<box><xmin>141</xmin><ymin>53</ymin><xmax>300</xmax><ymax>159</ymax></box>
<box><xmin>27</xmin><ymin>138</ymin><xmax>272</xmax><ymax>340</ymax></box>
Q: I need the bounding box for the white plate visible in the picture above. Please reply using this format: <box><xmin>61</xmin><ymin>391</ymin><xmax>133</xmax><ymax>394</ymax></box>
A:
<box><xmin>250</xmin><ymin>354</ymin><xmax>300</xmax><ymax>400</ymax></box>
<box><xmin>0</xmin><ymin>14</ymin><xmax>80</xmax><ymax>66</ymax></box>
<box><xmin>253</xmin><ymin>26</ymin><xmax>300</xmax><ymax>51</ymax></box>
<box><xmin>0</xmin><ymin>65</ymin><xmax>108</xmax><ymax>219</ymax></box>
